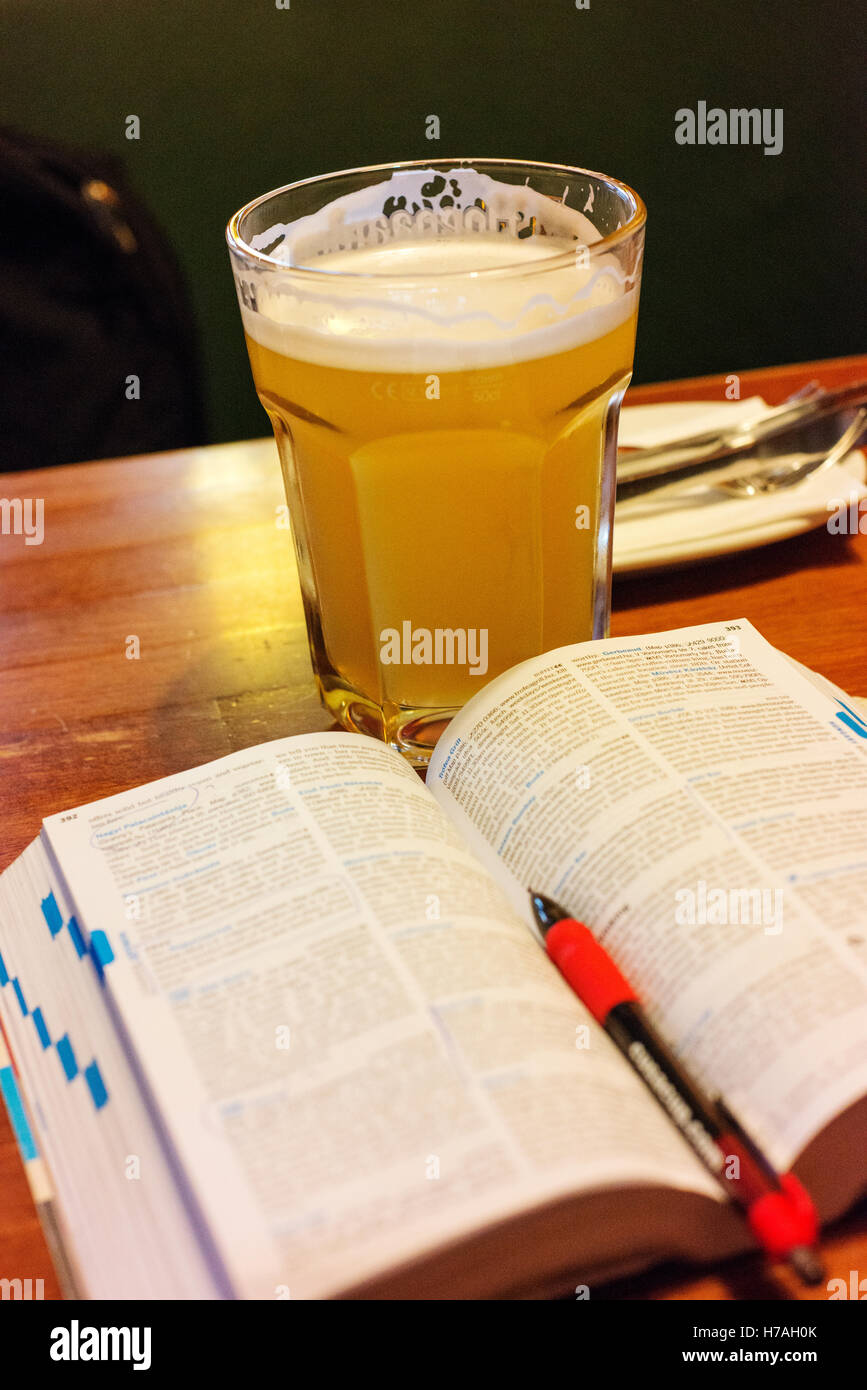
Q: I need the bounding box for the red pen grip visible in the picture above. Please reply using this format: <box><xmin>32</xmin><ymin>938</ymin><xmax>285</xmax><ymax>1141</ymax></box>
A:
<box><xmin>545</xmin><ymin>918</ymin><xmax>637</xmax><ymax>1023</ymax></box>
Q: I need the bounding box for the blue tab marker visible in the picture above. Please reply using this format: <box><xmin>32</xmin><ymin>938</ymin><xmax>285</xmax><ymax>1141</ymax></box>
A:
<box><xmin>0</xmin><ymin>948</ymin><xmax>8</xmax><ymax>986</ymax></box>
<box><xmin>84</xmin><ymin>1061</ymin><xmax>108</xmax><ymax>1111</ymax></box>
<box><xmin>89</xmin><ymin>931</ymin><xmax>115</xmax><ymax>980</ymax></box>
<box><xmin>41</xmin><ymin>891</ymin><xmax>64</xmax><ymax>937</ymax></box>
<box><xmin>0</xmin><ymin>1065</ymin><xmax>38</xmax><ymax>1162</ymax></box>
<box><xmin>56</xmin><ymin>1034</ymin><xmax>78</xmax><ymax>1081</ymax></box>
<box><xmin>66</xmin><ymin>916</ymin><xmax>86</xmax><ymax>959</ymax></box>
<box><xmin>32</xmin><ymin>1007</ymin><xmax>51</xmax><ymax>1050</ymax></box>
<box><xmin>12</xmin><ymin>978</ymin><xmax>28</xmax><ymax>1017</ymax></box>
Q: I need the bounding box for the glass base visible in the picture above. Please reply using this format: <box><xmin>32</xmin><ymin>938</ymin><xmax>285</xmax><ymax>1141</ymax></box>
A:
<box><xmin>318</xmin><ymin>677</ymin><xmax>455</xmax><ymax>769</ymax></box>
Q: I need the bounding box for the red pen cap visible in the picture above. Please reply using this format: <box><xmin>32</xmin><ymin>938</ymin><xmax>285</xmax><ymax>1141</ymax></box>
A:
<box><xmin>545</xmin><ymin>918</ymin><xmax>638</xmax><ymax>1023</ymax></box>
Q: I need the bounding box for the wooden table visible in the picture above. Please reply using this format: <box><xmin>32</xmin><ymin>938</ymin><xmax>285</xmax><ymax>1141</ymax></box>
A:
<box><xmin>1</xmin><ymin>354</ymin><xmax>865</xmax><ymax>1301</ymax></box>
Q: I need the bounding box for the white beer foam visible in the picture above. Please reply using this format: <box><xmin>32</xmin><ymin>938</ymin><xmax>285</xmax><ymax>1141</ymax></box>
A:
<box><xmin>237</xmin><ymin>167</ymin><xmax>638</xmax><ymax>372</ymax></box>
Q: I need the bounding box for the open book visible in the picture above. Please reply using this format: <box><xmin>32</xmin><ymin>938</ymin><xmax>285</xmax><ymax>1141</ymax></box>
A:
<box><xmin>1</xmin><ymin>619</ymin><xmax>866</xmax><ymax>1299</ymax></box>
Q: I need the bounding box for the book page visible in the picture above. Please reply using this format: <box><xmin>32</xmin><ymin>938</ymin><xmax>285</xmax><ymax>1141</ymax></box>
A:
<box><xmin>427</xmin><ymin>620</ymin><xmax>867</xmax><ymax>1172</ymax></box>
<box><xmin>43</xmin><ymin>732</ymin><xmax>720</xmax><ymax>1299</ymax></box>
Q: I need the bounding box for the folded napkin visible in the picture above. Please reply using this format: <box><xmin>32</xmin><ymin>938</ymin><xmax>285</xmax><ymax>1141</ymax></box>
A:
<box><xmin>617</xmin><ymin>395</ymin><xmax>770</xmax><ymax>450</ymax></box>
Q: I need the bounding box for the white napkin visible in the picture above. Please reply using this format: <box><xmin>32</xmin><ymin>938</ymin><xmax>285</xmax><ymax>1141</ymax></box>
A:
<box><xmin>617</xmin><ymin>395</ymin><xmax>770</xmax><ymax>450</ymax></box>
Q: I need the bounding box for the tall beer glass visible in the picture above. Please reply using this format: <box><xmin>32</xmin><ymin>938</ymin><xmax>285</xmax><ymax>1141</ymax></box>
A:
<box><xmin>227</xmin><ymin>159</ymin><xmax>645</xmax><ymax>765</ymax></box>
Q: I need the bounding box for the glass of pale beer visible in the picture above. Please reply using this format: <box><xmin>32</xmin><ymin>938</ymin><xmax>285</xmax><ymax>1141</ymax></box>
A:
<box><xmin>227</xmin><ymin>159</ymin><xmax>645</xmax><ymax>765</ymax></box>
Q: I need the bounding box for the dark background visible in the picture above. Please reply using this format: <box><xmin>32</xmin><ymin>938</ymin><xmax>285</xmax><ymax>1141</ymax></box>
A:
<box><xmin>1</xmin><ymin>0</ymin><xmax>863</xmax><ymax>448</ymax></box>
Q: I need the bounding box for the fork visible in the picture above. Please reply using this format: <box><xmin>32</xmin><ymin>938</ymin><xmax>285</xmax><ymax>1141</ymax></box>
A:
<box><xmin>715</xmin><ymin>407</ymin><xmax>867</xmax><ymax>497</ymax></box>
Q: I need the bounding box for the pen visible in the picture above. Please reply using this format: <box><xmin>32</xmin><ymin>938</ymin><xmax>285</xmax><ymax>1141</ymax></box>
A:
<box><xmin>528</xmin><ymin>889</ymin><xmax>825</xmax><ymax>1286</ymax></box>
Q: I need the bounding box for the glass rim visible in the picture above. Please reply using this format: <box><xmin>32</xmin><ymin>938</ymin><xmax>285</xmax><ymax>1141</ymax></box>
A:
<box><xmin>225</xmin><ymin>156</ymin><xmax>646</xmax><ymax>283</ymax></box>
